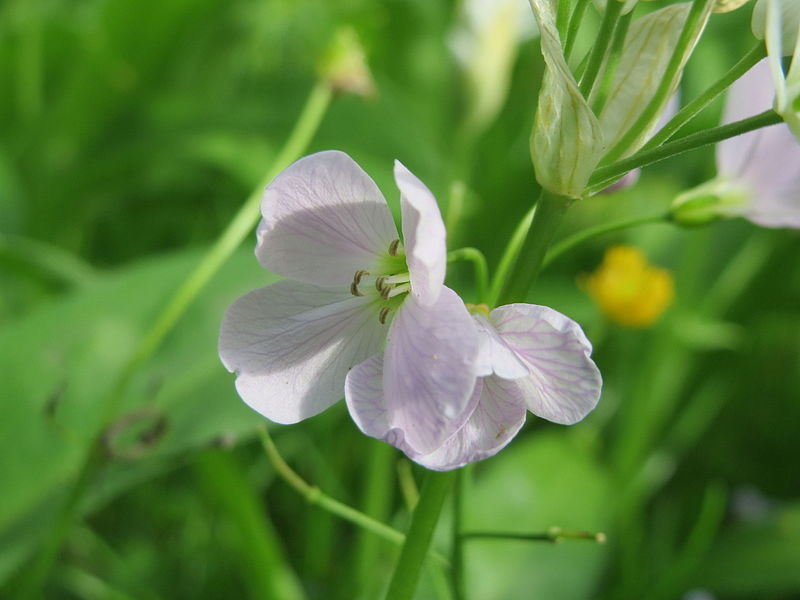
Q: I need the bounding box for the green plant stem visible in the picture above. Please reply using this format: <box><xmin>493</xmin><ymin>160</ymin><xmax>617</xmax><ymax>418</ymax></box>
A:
<box><xmin>462</xmin><ymin>526</ymin><xmax>606</xmax><ymax>543</ymax></box>
<box><xmin>0</xmin><ymin>233</ymin><xmax>97</xmax><ymax>287</ymax></box>
<box><xmin>578</xmin><ymin>0</ymin><xmax>623</xmax><ymax>97</ymax></box>
<box><xmin>16</xmin><ymin>82</ymin><xmax>333</xmax><ymax>600</ymax></box>
<box><xmin>587</xmin><ymin>110</ymin><xmax>782</xmax><ymax>194</ymax></box>
<box><xmin>497</xmin><ymin>191</ymin><xmax>572</xmax><ymax>305</ymax></box>
<box><xmin>556</xmin><ymin>0</ymin><xmax>571</xmax><ymax>38</ymax></box>
<box><xmin>448</xmin><ymin>247</ymin><xmax>489</xmax><ymax>304</ymax></box>
<box><xmin>591</xmin><ymin>9</ymin><xmax>633</xmax><ymax>114</ymax></box>
<box><xmin>488</xmin><ymin>205</ymin><xmax>535</xmax><ymax>307</ymax></box>
<box><xmin>601</xmin><ymin>0</ymin><xmax>714</xmax><ymax>164</ymax></box>
<box><xmin>451</xmin><ymin>469</ymin><xmax>466</xmax><ymax>600</ymax></box>
<box><xmin>385</xmin><ymin>471</ymin><xmax>456</xmax><ymax>600</ymax></box>
<box><xmin>544</xmin><ymin>213</ymin><xmax>669</xmax><ymax>267</ymax></box>
<box><xmin>643</xmin><ymin>43</ymin><xmax>766</xmax><ymax>150</ymax></box>
<box><xmin>564</xmin><ymin>0</ymin><xmax>591</xmax><ymax>61</ymax></box>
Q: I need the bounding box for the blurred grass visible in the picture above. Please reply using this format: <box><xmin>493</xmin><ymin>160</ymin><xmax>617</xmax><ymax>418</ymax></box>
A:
<box><xmin>1</xmin><ymin>0</ymin><xmax>799</xmax><ymax>598</ymax></box>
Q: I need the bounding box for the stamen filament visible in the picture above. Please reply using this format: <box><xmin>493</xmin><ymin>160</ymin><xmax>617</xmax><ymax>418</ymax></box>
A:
<box><xmin>385</xmin><ymin>283</ymin><xmax>411</xmax><ymax>299</ymax></box>
<box><xmin>383</xmin><ymin>273</ymin><xmax>410</xmax><ymax>285</ymax></box>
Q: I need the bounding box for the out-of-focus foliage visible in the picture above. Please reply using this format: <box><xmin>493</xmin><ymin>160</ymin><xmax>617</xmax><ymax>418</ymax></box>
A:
<box><xmin>0</xmin><ymin>0</ymin><xmax>798</xmax><ymax>598</ymax></box>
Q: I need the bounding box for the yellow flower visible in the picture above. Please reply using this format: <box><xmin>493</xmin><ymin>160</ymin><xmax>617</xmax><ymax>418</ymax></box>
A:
<box><xmin>585</xmin><ymin>246</ymin><xmax>674</xmax><ymax>327</ymax></box>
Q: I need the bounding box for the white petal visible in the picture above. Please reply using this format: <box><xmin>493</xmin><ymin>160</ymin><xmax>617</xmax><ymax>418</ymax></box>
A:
<box><xmin>383</xmin><ymin>287</ymin><xmax>480</xmax><ymax>454</ymax></box>
<box><xmin>491</xmin><ymin>304</ymin><xmax>602</xmax><ymax>425</ymax></box>
<box><xmin>415</xmin><ymin>377</ymin><xmax>527</xmax><ymax>471</ymax></box>
<box><xmin>257</xmin><ymin>151</ymin><xmax>399</xmax><ymax>286</ymax></box>
<box><xmin>718</xmin><ymin>59</ymin><xmax>800</xmax><ymax>228</ymax></box>
<box><xmin>219</xmin><ymin>279</ymin><xmax>387</xmax><ymax>424</ymax></box>
<box><xmin>473</xmin><ymin>314</ymin><xmax>529</xmax><ymax>379</ymax></box>
<box><xmin>394</xmin><ymin>161</ymin><xmax>446</xmax><ymax>306</ymax></box>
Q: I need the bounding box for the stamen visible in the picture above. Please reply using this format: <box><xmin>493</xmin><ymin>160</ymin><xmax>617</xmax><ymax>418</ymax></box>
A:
<box><xmin>375</xmin><ymin>276</ymin><xmax>388</xmax><ymax>292</ymax></box>
<box><xmin>388</xmin><ymin>239</ymin><xmax>401</xmax><ymax>256</ymax></box>
<box><xmin>382</xmin><ymin>273</ymin><xmax>410</xmax><ymax>285</ymax></box>
<box><xmin>353</xmin><ymin>269</ymin><xmax>370</xmax><ymax>285</ymax></box>
<box><xmin>350</xmin><ymin>282</ymin><xmax>363</xmax><ymax>297</ymax></box>
<box><xmin>385</xmin><ymin>283</ymin><xmax>411</xmax><ymax>299</ymax></box>
<box><xmin>379</xmin><ymin>306</ymin><xmax>391</xmax><ymax>324</ymax></box>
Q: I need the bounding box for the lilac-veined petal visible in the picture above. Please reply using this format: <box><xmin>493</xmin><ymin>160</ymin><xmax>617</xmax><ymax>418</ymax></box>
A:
<box><xmin>345</xmin><ymin>353</ymin><xmax>417</xmax><ymax>454</ymax></box>
<box><xmin>491</xmin><ymin>304</ymin><xmax>602</xmax><ymax>425</ymax></box>
<box><xmin>219</xmin><ymin>279</ymin><xmax>387</xmax><ymax>424</ymax></box>
<box><xmin>394</xmin><ymin>161</ymin><xmax>446</xmax><ymax>305</ymax></box>
<box><xmin>473</xmin><ymin>314</ymin><xmax>529</xmax><ymax>379</ymax></box>
<box><xmin>415</xmin><ymin>377</ymin><xmax>527</xmax><ymax>471</ymax></box>
<box><xmin>383</xmin><ymin>287</ymin><xmax>479</xmax><ymax>454</ymax></box>
<box><xmin>257</xmin><ymin>151</ymin><xmax>399</xmax><ymax>286</ymax></box>
<box><xmin>718</xmin><ymin>59</ymin><xmax>800</xmax><ymax>228</ymax></box>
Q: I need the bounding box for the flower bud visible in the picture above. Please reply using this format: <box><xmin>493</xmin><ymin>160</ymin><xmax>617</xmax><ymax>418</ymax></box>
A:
<box><xmin>669</xmin><ymin>179</ymin><xmax>748</xmax><ymax>227</ymax></box>
<box><xmin>713</xmin><ymin>0</ymin><xmax>752</xmax><ymax>12</ymax></box>
<box><xmin>318</xmin><ymin>27</ymin><xmax>376</xmax><ymax>99</ymax></box>
<box><xmin>752</xmin><ymin>0</ymin><xmax>799</xmax><ymax>52</ymax></box>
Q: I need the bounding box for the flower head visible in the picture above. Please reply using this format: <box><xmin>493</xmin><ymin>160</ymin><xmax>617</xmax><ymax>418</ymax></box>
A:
<box><xmin>586</xmin><ymin>246</ymin><xmax>674</xmax><ymax>328</ymax></box>
<box><xmin>672</xmin><ymin>59</ymin><xmax>800</xmax><ymax>228</ymax></box>
<box><xmin>346</xmin><ymin>303</ymin><xmax>602</xmax><ymax>470</ymax></box>
<box><xmin>219</xmin><ymin>151</ymin><xmax>479</xmax><ymax>454</ymax></box>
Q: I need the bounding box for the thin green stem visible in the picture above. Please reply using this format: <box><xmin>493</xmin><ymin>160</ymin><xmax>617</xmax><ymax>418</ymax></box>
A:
<box><xmin>643</xmin><ymin>43</ymin><xmax>766</xmax><ymax>150</ymax></box>
<box><xmin>462</xmin><ymin>527</ymin><xmax>606</xmax><ymax>543</ymax></box>
<box><xmin>497</xmin><ymin>191</ymin><xmax>572</xmax><ymax>305</ymax></box>
<box><xmin>591</xmin><ymin>10</ymin><xmax>633</xmax><ymax>114</ymax></box>
<box><xmin>578</xmin><ymin>0</ymin><xmax>624</xmax><ymax>97</ymax></box>
<box><xmin>15</xmin><ymin>82</ymin><xmax>334</xmax><ymax>599</ymax></box>
<box><xmin>488</xmin><ymin>205</ymin><xmax>535</xmax><ymax>307</ymax></box>
<box><xmin>451</xmin><ymin>469</ymin><xmax>466</xmax><ymax>600</ymax></box>
<box><xmin>556</xmin><ymin>0</ymin><xmax>571</xmax><ymax>38</ymax></box>
<box><xmin>448</xmin><ymin>247</ymin><xmax>489</xmax><ymax>305</ymax></box>
<box><xmin>564</xmin><ymin>0</ymin><xmax>591</xmax><ymax>61</ymax></box>
<box><xmin>588</xmin><ymin>110</ymin><xmax>782</xmax><ymax>194</ymax></box>
<box><xmin>259</xmin><ymin>428</ymin><xmax>451</xmax><ymax>568</ymax></box>
<box><xmin>544</xmin><ymin>213</ymin><xmax>669</xmax><ymax>267</ymax></box>
<box><xmin>601</xmin><ymin>0</ymin><xmax>714</xmax><ymax>164</ymax></box>
<box><xmin>0</xmin><ymin>233</ymin><xmax>97</xmax><ymax>287</ymax></box>
<box><xmin>385</xmin><ymin>471</ymin><xmax>456</xmax><ymax>600</ymax></box>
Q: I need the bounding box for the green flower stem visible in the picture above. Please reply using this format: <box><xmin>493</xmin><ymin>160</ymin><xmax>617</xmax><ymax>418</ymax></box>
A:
<box><xmin>462</xmin><ymin>526</ymin><xmax>606</xmax><ymax>543</ymax></box>
<box><xmin>451</xmin><ymin>469</ymin><xmax>466</xmax><ymax>600</ymax></box>
<box><xmin>601</xmin><ymin>0</ymin><xmax>715</xmax><ymax>164</ymax></box>
<box><xmin>564</xmin><ymin>0</ymin><xmax>591</xmax><ymax>61</ymax></box>
<box><xmin>587</xmin><ymin>109</ymin><xmax>782</xmax><ymax>194</ymax></box>
<box><xmin>591</xmin><ymin>9</ymin><xmax>633</xmax><ymax>114</ymax></box>
<box><xmin>496</xmin><ymin>191</ymin><xmax>572</xmax><ymax>306</ymax></box>
<box><xmin>556</xmin><ymin>0</ymin><xmax>571</xmax><ymax>38</ymax></box>
<box><xmin>488</xmin><ymin>205</ymin><xmax>535</xmax><ymax>307</ymax></box>
<box><xmin>385</xmin><ymin>471</ymin><xmax>456</xmax><ymax>600</ymax></box>
<box><xmin>15</xmin><ymin>82</ymin><xmax>334</xmax><ymax>600</ymax></box>
<box><xmin>447</xmin><ymin>247</ymin><xmax>489</xmax><ymax>304</ymax></box>
<box><xmin>258</xmin><ymin>429</ymin><xmax>431</xmax><ymax>557</ymax></box>
<box><xmin>578</xmin><ymin>0</ymin><xmax>624</xmax><ymax>97</ymax></box>
<box><xmin>121</xmin><ymin>81</ymin><xmax>333</xmax><ymax>388</ymax></box>
<box><xmin>642</xmin><ymin>43</ymin><xmax>766</xmax><ymax>150</ymax></box>
<box><xmin>543</xmin><ymin>213</ymin><xmax>669</xmax><ymax>267</ymax></box>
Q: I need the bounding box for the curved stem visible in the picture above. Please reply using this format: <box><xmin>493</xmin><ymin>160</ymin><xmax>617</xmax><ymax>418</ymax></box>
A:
<box><xmin>15</xmin><ymin>82</ymin><xmax>334</xmax><ymax>600</ymax></box>
<box><xmin>385</xmin><ymin>471</ymin><xmax>456</xmax><ymax>600</ymax></box>
<box><xmin>488</xmin><ymin>205</ymin><xmax>535</xmax><ymax>307</ymax></box>
<box><xmin>587</xmin><ymin>110</ymin><xmax>782</xmax><ymax>194</ymax></box>
<box><xmin>448</xmin><ymin>247</ymin><xmax>489</xmax><ymax>305</ymax></box>
<box><xmin>578</xmin><ymin>0</ymin><xmax>624</xmax><ymax>97</ymax></box>
<box><xmin>462</xmin><ymin>527</ymin><xmax>606</xmax><ymax>543</ymax></box>
<box><xmin>601</xmin><ymin>0</ymin><xmax>714</xmax><ymax>164</ymax></box>
<box><xmin>497</xmin><ymin>191</ymin><xmax>572</xmax><ymax>306</ymax></box>
<box><xmin>642</xmin><ymin>43</ymin><xmax>765</xmax><ymax>150</ymax></box>
<box><xmin>544</xmin><ymin>213</ymin><xmax>669</xmax><ymax>267</ymax></box>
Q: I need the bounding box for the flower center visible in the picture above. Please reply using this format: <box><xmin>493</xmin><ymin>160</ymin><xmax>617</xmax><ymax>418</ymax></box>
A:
<box><xmin>348</xmin><ymin>239</ymin><xmax>411</xmax><ymax>324</ymax></box>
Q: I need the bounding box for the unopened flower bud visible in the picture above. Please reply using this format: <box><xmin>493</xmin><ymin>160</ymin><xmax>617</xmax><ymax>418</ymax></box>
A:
<box><xmin>669</xmin><ymin>179</ymin><xmax>748</xmax><ymax>227</ymax></box>
<box><xmin>713</xmin><ymin>0</ymin><xmax>752</xmax><ymax>13</ymax></box>
<box><xmin>318</xmin><ymin>27</ymin><xmax>376</xmax><ymax>99</ymax></box>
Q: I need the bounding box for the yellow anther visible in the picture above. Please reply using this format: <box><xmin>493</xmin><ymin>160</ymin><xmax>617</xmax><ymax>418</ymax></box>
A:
<box><xmin>350</xmin><ymin>282</ymin><xmax>363</xmax><ymax>297</ymax></box>
<box><xmin>376</xmin><ymin>276</ymin><xmax>388</xmax><ymax>293</ymax></box>
<box><xmin>585</xmin><ymin>245</ymin><xmax>674</xmax><ymax>328</ymax></box>
<box><xmin>379</xmin><ymin>306</ymin><xmax>391</xmax><ymax>324</ymax></box>
<box><xmin>388</xmin><ymin>239</ymin><xmax>401</xmax><ymax>256</ymax></box>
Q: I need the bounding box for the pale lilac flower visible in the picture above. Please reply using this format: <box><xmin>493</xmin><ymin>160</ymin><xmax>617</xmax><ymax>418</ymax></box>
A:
<box><xmin>673</xmin><ymin>59</ymin><xmax>800</xmax><ymax>228</ymax></box>
<box><xmin>219</xmin><ymin>151</ymin><xmax>479</xmax><ymax>454</ymax></box>
<box><xmin>346</xmin><ymin>304</ymin><xmax>602</xmax><ymax>470</ymax></box>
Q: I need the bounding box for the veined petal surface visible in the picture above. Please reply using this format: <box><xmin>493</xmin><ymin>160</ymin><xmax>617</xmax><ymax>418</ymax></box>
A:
<box><xmin>383</xmin><ymin>287</ymin><xmax>479</xmax><ymax>454</ymax></box>
<box><xmin>491</xmin><ymin>304</ymin><xmax>601</xmax><ymax>425</ymax></box>
<box><xmin>257</xmin><ymin>151</ymin><xmax>399</xmax><ymax>287</ymax></box>
<box><xmin>415</xmin><ymin>377</ymin><xmax>527</xmax><ymax>471</ymax></box>
<box><xmin>395</xmin><ymin>161</ymin><xmax>447</xmax><ymax>305</ymax></box>
<box><xmin>219</xmin><ymin>279</ymin><xmax>387</xmax><ymax>424</ymax></box>
<box><xmin>473</xmin><ymin>314</ymin><xmax>529</xmax><ymax>379</ymax></box>
<box><xmin>719</xmin><ymin>59</ymin><xmax>800</xmax><ymax>228</ymax></box>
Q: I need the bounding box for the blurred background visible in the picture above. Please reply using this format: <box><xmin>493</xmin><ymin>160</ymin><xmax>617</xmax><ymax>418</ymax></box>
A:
<box><xmin>1</xmin><ymin>0</ymin><xmax>798</xmax><ymax>598</ymax></box>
